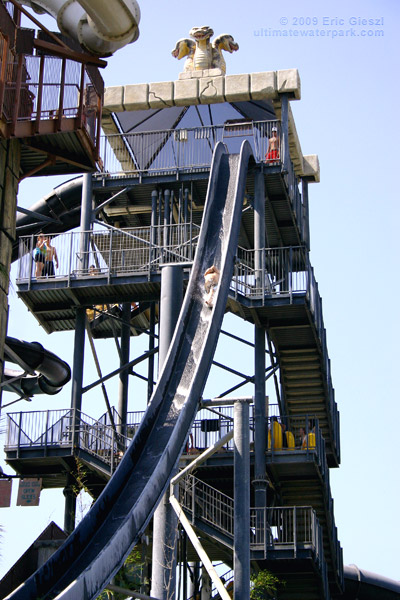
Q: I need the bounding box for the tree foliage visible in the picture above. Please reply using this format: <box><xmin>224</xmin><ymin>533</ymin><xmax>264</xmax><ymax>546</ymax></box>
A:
<box><xmin>250</xmin><ymin>569</ymin><xmax>283</xmax><ymax>599</ymax></box>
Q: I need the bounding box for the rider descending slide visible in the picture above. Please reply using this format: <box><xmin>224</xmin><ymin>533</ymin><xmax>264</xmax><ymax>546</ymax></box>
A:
<box><xmin>5</xmin><ymin>141</ymin><xmax>254</xmax><ymax>600</ymax></box>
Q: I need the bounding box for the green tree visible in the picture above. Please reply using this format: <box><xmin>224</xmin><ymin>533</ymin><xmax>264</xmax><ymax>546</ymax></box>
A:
<box><xmin>97</xmin><ymin>547</ymin><xmax>145</xmax><ymax>600</ymax></box>
<box><xmin>250</xmin><ymin>570</ymin><xmax>283</xmax><ymax>600</ymax></box>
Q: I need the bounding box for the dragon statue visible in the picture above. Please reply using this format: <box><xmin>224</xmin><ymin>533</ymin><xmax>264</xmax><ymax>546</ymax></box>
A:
<box><xmin>172</xmin><ymin>26</ymin><xmax>239</xmax><ymax>74</ymax></box>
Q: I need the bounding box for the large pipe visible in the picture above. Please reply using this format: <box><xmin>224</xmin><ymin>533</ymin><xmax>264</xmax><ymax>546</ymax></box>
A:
<box><xmin>3</xmin><ymin>336</ymin><xmax>71</xmax><ymax>395</ymax></box>
<box><xmin>342</xmin><ymin>564</ymin><xmax>400</xmax><ymax>600</ymax></box>
<box><xmin>20</xmin><ymin>0</ymin><xmax>140</xmax><ymax>56</ymax></box>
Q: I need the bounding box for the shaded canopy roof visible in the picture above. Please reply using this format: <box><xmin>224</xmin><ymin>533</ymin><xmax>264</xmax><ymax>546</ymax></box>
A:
<box><xmin>112</xmin><ymin>100</ymin><xmax>276</xmax><ymax>171</ymax></box>
<box><xmin>114</xmin><ymin>99</ymin><xmax>276</xmax><ymax>134</ymax></box>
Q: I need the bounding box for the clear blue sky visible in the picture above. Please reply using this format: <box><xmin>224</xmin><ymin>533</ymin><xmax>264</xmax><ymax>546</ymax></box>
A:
<box><xmin>1</xmin><ymin>0</ymin><xmax>399</xmax><ymax>586</ymax></box>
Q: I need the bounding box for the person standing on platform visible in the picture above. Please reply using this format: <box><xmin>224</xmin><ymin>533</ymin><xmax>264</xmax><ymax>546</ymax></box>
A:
<box><xmin>265</xmin><ymin>126</ymin><xmax>280</xmax><ymax>163</ymax></box>
<box><xmin>43</xmin><ymin>236</ymin><xmax>58</xmax><ymax>277</ymax></box>
<box><xmin>33</xmin><ymin>233</ymin><xmax>46</xmax><ymax>278</ymax></box>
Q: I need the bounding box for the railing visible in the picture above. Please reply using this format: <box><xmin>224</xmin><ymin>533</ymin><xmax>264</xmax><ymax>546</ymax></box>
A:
<box><xmin>5</xmin><ymin>405</ymin><xmax>342</xmax><ymax>584</ymax></box>
<box><xmin>99</xmin><ymin>120</ymin><xmax>283</xmax><ymax>176</ymax></box>
<box><xmin>16</xmin><ymin>224</ymin><xmax>200</xmax><ymax>282</ymax></box>
<box><xmin>179</xmin><ymin>475</ymin><xmax>234</xmax><ymax>539</ymax></box>
<box><xmin>179</xmin><ymin>476</ymin><xmax>331</xmax><ymax>598</ymax></box>
<box><xmin>5</xmin><ymin>408</ymin><xmax>130</xmax><ymax>472</ymax></box>
<box><xmin>98</xmin><ymin>120</ymin><xmax>307</xmax><ymax>249</ymax></box>
<box><xmin>232</xmin><ymin>245</ymin><xmax>308</xmax><ymax>300</ymax></box>
<box><xmin>98</xmin><ymin>119</ymin><xmax>309</xmax><ymax>249</ymax></box>
<box><xmin>6</xmin><ymin>406</ymin><xmax>324</xmax><ymax>459</ymax></box>
<box><xmin>179</xmin><ymin>475</ymin><xmax>324</xmax><ymax>556</ymax></box>
<box><xmin>17</xmin><ymin>234</ymin><xmax>308</xmax><ymax>299</ymax></box>
<box><xmin>16</xmin><ymin>232</ymin><xmax>338</xmax><ymax>458</ymax></box>
<box><xmin>0</xmin><ymin>4</ymin><xmax>103</xmax><ymax>151</ymax></box>
<box><xmin>122</xmin><ymin>406</ymin><xmax>323</xmax><ymax>456</ymax></box>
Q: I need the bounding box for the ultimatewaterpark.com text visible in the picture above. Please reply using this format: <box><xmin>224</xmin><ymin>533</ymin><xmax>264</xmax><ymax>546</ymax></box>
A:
<box><xmin>254</xmin><ymin>16</ymin><xmax>385</xmax><ymax>39</ymax></box>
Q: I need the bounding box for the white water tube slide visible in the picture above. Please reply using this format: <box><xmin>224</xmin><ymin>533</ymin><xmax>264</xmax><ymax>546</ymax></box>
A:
<box><xmin>21</xmin><ymin>0</ymin><xmax>140</xmax><ymax>56</ymax></box>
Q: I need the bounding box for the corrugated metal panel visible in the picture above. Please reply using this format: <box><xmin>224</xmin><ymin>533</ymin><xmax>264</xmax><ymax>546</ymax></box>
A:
<box><xmin>20</xmin><ymin>130</ymin><xmax>96</xmax><ymax>177</ymax></box>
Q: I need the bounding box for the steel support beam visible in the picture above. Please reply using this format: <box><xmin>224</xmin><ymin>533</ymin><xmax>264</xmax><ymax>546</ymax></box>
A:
<box><xmin>66</xmin><ymin>305</ymin><xmax>86</xmax><ymax>532</ymax></box>
<box><xmin>118</xmin><ymin>302</ymin><xmax>131</xmax><ymax>436</ymax></box>
<box><xmin>151</xmin><ymin>264</ymin><xmax>183</xmax><ymax>600</ymax></box>
<box><xmin>254</xmin><ymin>167</ymin><xmax>265</xmax><ymax>291</ymax></box>
<box><xmin>302</xmin><ymin>178</ymin><xmax>310</xmax><ymax>250</ymax></box>
<box><xmin>147</xmin><ymin>302</ymin><xmax>156</xmax><ymax>402</ymax></box>
<box><xmin>280</xmin><ymin>94</ymin><xmax>290</xmax><ymax>173</ymax></box>
<box><xmin>234</xmin><ymin>399</ymin><xmax>251</xmax><ymax>600</ymax></box>
<box><xmin>63</xmin><ymin>475</ymin><xmax>76</xmax><ymax>535</ymax></box>
<box><xmin>253</xmin><ymin>325</ymin><xmax>267</xmax><ymax>509</ymax></box>
<box><xmin>79</xmin><ymin>172</ymin><xmax>93</xmax><ymax>272</ymax></box>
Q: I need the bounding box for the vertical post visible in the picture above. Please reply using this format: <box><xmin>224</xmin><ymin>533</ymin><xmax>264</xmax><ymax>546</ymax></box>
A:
<box><xmin>234</xmin><ymin>399</ymin><xmax>250</xmax><ymax>600</ymax></box>
<box><xmin>151</xmin><ymin>265</ymin><xmax>183</xmax><ymax>600</ymax></box>
<box><xmin>280</xmin><ymin>94</ymin><xmax>290</xmax><ymax>173</ymax></box>
<box><xmin>183</xmin><ymin>188</ymin><xmax>189</xmax><ymax>259</ymax></box>
<box><xmin>163</xmin><ymin>189</ymin><xmax>171</xmax><ymax>260</ymax></box>
<box><xmin>56</xmin><ymin>58</ymin><xmax>66</xmax><ymax>131</ymax></box>
<box><xmin>0</xmin><ymin>36</ymin><xmax>9</xmax><ymax>116</ymax></box>
<box><xmin>201</xmin><ymin>565</ymin><xmax>211</xmax><ymax>600</ymax></box>
<box><xmin>302</xmin><ymin>178</ymin><xmax>310</xmax><ymax>251</ymax></box>
<box><xmin>158</xmin><ymin>190</ymin><xmax>163</xmax><ymax>247</ymax></box>
<box><xmin>10</xmin><ymin>53</ymin><xmax>23</xmax><ymax>136</ymax></box>
<box><xmin>77</xmin><ymin>63</ymin><xmax>85</xmax><ymax>124</ymax></box>
<box><xmin>67</xmin><ymin>306</ymin><xmax>86</xmax><ymax>530</ymax></box>
<box><xmin>151</xmin><ymin>189</ymin><xmax>157</xmax><ymax>270</ymax></box>
<box><xmin>118</xmin><ymin>302</ymin><xmax>131</xmax><ymax>437</ymax></box>
<box><xmin>68</xmin><ymin>171</ymin><xmax>93</xmax><ymax>532</ymax></box>
<box><xmin>254</xmin><ymin>168</ymin><xmax>265</xmax><ymax>295</ymax></box>
<box><xmin>158</xmin><ymin>265</ymin><xmax>183</xmax><ymax>368</ymax></box>
<box><xmin>34</xmin><ymin>55</ymin><xmax>45</xmax><ymax>133</ymax></box>
<box><xmin>79</xmin><ymin>173</ymin><xmax>93</xmax><ymax>273</ymax></box>
<box><xmin>189</xmin><ymin>563</ymin><xmax>200</xmax><ymax>600</ymax></box>
<box><xmin>253</xmin><ymin>326</ymin><xmax>267</xmax><ymax>509</ymax></box>
<box><xmin>147</xmin><ymin>302</ymin><xmax>156</xmax><ymax>403</ymax></box>
<box><xmin>71</xmin><ymin>307</ymin><xmax>86</xmax><ymax>417</ymax></box>
<box><xmin>182</xmin><ymin>531</ymin><xmax>188</xmax><ymax>600</ymax></box>
<box><xmin>63</xmin><ymin>474</ymin><xmax>76</xmax><ymax>535</ymax></box>
<box><xmin>253</xmin><ymin>166</ymin><xmax>268</xmax><ymax>513</ymax></box>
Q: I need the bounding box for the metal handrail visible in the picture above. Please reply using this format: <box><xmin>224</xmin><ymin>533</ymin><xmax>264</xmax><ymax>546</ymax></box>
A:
<box><xmin>5</xmin><ymin>408</ymin><xmax>131</xmax><ymax>471</ymax></box>
<box><xmin>0</xmin><ymin>48</ymin><xmax>101</xmax><ymax>147</ymax></box>
<box><xmin>16</xmin><ymin>235</ymin><xmax>338</xmax><ymax>456</ymax></box>
<box><xmin>17</xmin><ymin>224</ymin><xmax>201</xmax><ymax>281</ymax></box>
<box><xmin>99</xmin><ymin>120</ymin><xmax>283</xmax><ymax>176</ymax></box>
<box><xmin>179</xmin><ymin>474</ymin><xmax>324</xmax><ymax>554</ymax></box>
<box><xmin>179</xmin><ymin>475</ymin><xmax>333</xmax><ymax>596</ymax></box>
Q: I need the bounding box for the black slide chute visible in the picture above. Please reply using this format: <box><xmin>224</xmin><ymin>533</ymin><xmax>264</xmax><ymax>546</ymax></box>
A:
<box><xmin>6</xmin><ymin>141</ymin><xmax>253</xmax><ymax>600</ymax></box>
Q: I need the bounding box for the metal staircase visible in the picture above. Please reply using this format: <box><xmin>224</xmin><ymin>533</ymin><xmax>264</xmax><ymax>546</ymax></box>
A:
<box><xmin>177</xmin><ymin>474</ymin><xmax>331</xmax><ymax>600</ymax></box>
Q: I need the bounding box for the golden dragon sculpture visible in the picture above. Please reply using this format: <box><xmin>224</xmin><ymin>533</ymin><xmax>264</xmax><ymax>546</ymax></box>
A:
<box><xmin>172</xmin><ymin>26</ymin><xmax>239</xmax><ymax>74</ymax></box>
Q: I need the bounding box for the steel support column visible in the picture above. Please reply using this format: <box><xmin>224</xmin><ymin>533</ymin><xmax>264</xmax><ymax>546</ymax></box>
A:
<box><xmin>71</xmin><ymin>307</ymin><xmax>86</xmax><ymax>415</ymax></box>
<box><xmin>234</xmin><ymin>399</ymin><xmax>251</xmax><ymax>600</ymax></box>
<box><xmin>163</xmin><ymin>189</ymin><xmax>171</xmax><ymax>257</ymax></box>
<box><xmin>79</xmin><ymin>172</ymin><xmax>93</xmax><ymax>272</ymax></box>
<box><xmin>118</xmin><ymin>302</ymin><xmax>131</xmax><ymax>437</ymax></box>
<box><xmin>302</xmin><ymin>178</ymin><xmax>310</xmax><ymax>250</ymax></box>
<box><xmin>280</xmin><ymin>94</ymin><xmax>290</xmax><ymax>173</ymax></box>
<box><xmin>253</xmin><ymin>325</ymin><xmax>267</xmax><ymax>509</ymax></box>
<box><xmin>150</xmin><ymin>264</ymin><xmax>183</xmax><ymax>600</ymax></box>
<box><xmin>66</xmin><ymin>175</ymin><xmax>92</xmax><ymax>531</ymax></box>
<box><xmin>253</xmin><ymin>167</ymin><xmax>268</xmax><ymax>509</ymax></box>
<box><xmin>147</xmin><ymin>302</ymin><xmax>156</xmax><ymax>403</ymax></box>
<box><xmin>254</xmin><ymin>167</ymin><xmax>265</xmax><ymax>291</ymax></box>
<box><xmin>201</xmin><ymin>565</ymin><xmax>211</xmax><ymax>600</ymax></box>
<box><xmin>63</xmin><ymin>475</ymin><xmax>76</xmax><ymax>535</ymax></box>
